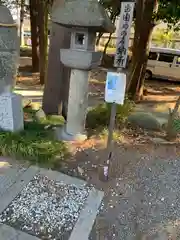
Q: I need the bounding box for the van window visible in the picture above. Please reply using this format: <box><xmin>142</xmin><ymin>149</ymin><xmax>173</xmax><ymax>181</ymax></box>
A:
<box><xmin>176</xmin><ymin>57</ymin><xmax>180</xmax><ymax>64</ymax></box>
<box><xmin>158</xmin><ymin>53</ymin><xmax>174</xmax><ymax>63</ymax></box>
<box><xmin>149</xmin><ymin>52</ymin><xmax>157</xmax><ymax>60</ymax></box>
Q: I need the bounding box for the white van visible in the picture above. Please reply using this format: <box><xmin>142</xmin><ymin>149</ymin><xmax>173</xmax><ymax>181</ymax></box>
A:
<box><xmin>146</xmin><ymin>47</ymin><xmax>180</xmax><ymax>82</ymax></box>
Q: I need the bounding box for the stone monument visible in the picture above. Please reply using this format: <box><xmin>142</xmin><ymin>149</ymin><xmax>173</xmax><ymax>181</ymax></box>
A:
<box><xmin>52</xmin><ymin>0</ymin><xmax>115</xmax><ymax>141</ymax></box>
<box><xmin>0</xmin><ymin>5</ymin><xmax>24</xmax><ymax>131</ymax></box>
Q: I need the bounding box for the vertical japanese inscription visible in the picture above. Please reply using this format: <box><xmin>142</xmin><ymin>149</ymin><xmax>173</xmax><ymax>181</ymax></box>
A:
<box><xmin>114</xmin><ymin>2</ymin><xmax>135</xmax><ymax>68</ymax></box>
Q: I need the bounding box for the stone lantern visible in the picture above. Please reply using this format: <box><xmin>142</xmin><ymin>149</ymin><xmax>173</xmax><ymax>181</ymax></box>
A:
<box><xmin>52</xmin><ymin>0</ymin><xmax>115</xmax><ymax>141</ymax></box>
<box><xmin>0</xmin><ymin>5</ymin><xmax>24</xmax><ymax>131</ymax></box>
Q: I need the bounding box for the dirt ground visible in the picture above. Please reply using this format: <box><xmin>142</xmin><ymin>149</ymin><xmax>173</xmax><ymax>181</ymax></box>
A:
<box><xmin>64</xmin><ymin>139</ymin><xmax>179</xmax><ymax>239</ymax></box>
<box><xmin>17</xmin><ymin>62</ymin><xmax>180</xmax><ymax>239</ymax></box>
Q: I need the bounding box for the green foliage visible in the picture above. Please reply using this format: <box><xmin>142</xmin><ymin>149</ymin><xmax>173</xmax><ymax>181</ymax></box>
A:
<box><xmin>99</xmin><ymin>0</ymin><xmax>121</xmax><ymax>17</ymax></box>
<box><xmin>42</xmin><ymin>115</ymin><xmax>65</xmax><ymax>125</ymax></box>
<box><xmin>157</xmin><ymin>0</ymin><xmax>180</xmax><ymax>30</ymax></box>
<box><xmin>86</xmin><ymin>99</ymin><xmax>134</xmax><ymax>130</ymax></box>
<box><xmin>173</xmin><ymin>118</ymin><xmax>180</xmax><ymax>133</ymax></box>
<box><xmin>100</xmin><ymin>0</ymin><xmax>180</xmax><ymax>30</ymax></box>
<box><xmin>0</xmin><ymin>108</ymin><xmax>69</xmax><ymax>168</ymax></box>
<box><xmin>153</xmin><ymin>29</ymin><xmax>174</xmax><ymax>48</ymax></box>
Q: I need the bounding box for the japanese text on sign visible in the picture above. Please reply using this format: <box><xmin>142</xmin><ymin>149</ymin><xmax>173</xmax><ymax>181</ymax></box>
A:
<box><xmin>114</xmin><ymin>2</ymin><xmax>135</xmax><ymax>68</ymax></box>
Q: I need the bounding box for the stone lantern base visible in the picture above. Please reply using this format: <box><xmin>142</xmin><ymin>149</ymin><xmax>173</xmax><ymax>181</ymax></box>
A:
<box><xmin>55</xmin><ymin>126</ymin><xmax>87</xmax><ymax>142</ymax></box>
<box><xmin>55</xmin><ymin>68</ymin><xmax>89</xmax><ymax>142</ymax></box>
<box><xmin>0</xmin><ymin>93</ymin><xmax>24</xmax><ymax>132</ymax></box>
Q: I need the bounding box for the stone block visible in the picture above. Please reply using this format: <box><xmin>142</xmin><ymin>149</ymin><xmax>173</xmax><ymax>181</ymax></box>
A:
<box><xmin>0</xmin><ymin>93</ymin><xmax>24</xmax><ymax>132</ymax></box>
<box><xmin>128</xmin><ymin>112</ymin><xmax>162</xmax><ymax>131</ymax></box>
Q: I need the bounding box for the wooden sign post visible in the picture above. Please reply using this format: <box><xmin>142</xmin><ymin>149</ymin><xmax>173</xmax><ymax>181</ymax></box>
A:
<box><xmin>100</xmin><ymin>1</ymin><xmax>135</xmax><ymax>181</ymax></box>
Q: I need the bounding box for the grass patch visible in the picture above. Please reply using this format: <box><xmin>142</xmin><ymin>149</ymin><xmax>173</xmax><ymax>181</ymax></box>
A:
<box><xmin>0</xmin><ymin>108</ymin><xmax>69</xmax><ymax>169</ymax></box>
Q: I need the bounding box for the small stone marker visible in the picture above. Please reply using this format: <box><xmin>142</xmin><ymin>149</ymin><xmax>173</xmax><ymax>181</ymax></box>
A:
<box><xmin>0</xmin><ymin>5</ymin><xmax>24</xmax><ymax>131</ymax></box>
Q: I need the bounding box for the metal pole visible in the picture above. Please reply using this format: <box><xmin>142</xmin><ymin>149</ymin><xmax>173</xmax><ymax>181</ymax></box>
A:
<box><xmin>103</xmin><ymin>68</ymin><xmax>122</xmax><ymax>181</ymax></box>
<box><xmin>103</xmin><ymin>102</ymin><xmax>116</xmax><ymax>180</ymax></box>
<box><xmin>107</xmin><ymin>103</ymin><xmax>117</xmax><ymax>149</ymax></box>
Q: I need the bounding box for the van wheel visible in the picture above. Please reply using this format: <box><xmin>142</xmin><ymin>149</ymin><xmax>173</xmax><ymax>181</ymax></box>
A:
<box><xmin>145</xmin><ymin>70</ymin><xmax>152</xmax><ymax>80</ymax></box>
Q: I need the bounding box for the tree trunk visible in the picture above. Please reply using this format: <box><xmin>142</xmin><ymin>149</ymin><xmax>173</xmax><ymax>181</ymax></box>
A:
<box><xmin>29</xmin><ymin>0</ymin><xmax>39</xmax><ymax>72</ymax></box>
<box><xmin>127</xmin><ymin>0</ymin><xmax>158</xmax><ymax>101</ymax></box>
<box><xmin>37</xmin><ymin>0</ymin><xmax>48</xmax><ymax>85</ymax></box>
<box><xmin>42</xmin><ymin>22</ymin><xmax>71</xmax><ymax>117</ymax></box>
<box><xmin>19</xmin><ymin>0</ymin><xmax>25</xmax><ymax>46</ymax></box>
<box><xmin>133</xmin><ymin>26</ymin><xmax>154</xmax><ymax>101</ymax></box>
<box><xmin>96</xmin><ymin>32</ymin><xmax>104</xmax><ymax>46</ymax></box>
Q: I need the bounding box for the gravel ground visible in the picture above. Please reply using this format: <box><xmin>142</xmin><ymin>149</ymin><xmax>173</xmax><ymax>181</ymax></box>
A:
<box><xmin>0</xmin><ymin>174</ymin><xmax>90</xmax><ymax>240</ymax></box>
<box><xmin>105</xmin><ymin>158</ymin><xmax>180</xmax><ymax>239</ymax></box>
<box><xmin>88</xmin><ymin>148</ymin><xmax>180</xmax><ymax>240</ymax></box>
<box><xmin>63</xmin><ymin>142</ymin><xmax>179</xmax><ymax>240</ymax></box>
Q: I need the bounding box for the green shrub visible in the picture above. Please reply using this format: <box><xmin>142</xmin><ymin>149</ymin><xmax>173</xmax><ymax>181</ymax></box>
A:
<box><xmin>173</xmin><ymin>118</ymin><xmax>180</xmax><ymax>133</ymax></box>
<box><xmin>0</xmin><ymin>121</ymin><xmax>69</xmax><ymax>168</ymax></box>
<box><xmin>86</xmin><ymin>98</ymin><xmax>134</xmax><ymax>130</ymax></box>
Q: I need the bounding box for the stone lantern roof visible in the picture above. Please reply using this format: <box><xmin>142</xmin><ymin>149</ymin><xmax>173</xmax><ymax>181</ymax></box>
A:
<box><xmin>51</xmin><ymin>0</ymin><xmax>115</xmax><ymax>33</ymax></box>
<box><xmin>0</xmin><ymin>5</ymin><xmax>14</xmax><ymax>25</ymax></box>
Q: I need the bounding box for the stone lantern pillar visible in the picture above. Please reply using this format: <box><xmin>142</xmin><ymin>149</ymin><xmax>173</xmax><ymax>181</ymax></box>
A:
<box><xmin>0</xmin><ymin>5</ymin><xmax>24</xmax><ymax>131</ymax></box>
<box><xmin>52</xmin><ymin>0</ymin><xmax>115</xmax><ymax>141</ymax></box>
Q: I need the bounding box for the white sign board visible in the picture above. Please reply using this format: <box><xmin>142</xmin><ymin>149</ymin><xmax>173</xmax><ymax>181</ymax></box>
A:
<box><xmin>105</xmin><ymin>72</ymin><xmax>126</xmax><ymax>105</ymax></box>
<box><xmin>114</xmin><ymin>2</ymin><xmax>135</xmax><ymax>68</ymax></box>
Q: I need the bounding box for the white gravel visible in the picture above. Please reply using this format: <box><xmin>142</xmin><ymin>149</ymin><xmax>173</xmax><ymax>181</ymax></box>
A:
<box><xmin>0</xmin><ymin>174</ymin><xmax>90</xmax><ymax>240</ymax></box>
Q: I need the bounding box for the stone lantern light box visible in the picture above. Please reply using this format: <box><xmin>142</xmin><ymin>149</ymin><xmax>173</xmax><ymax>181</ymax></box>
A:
<box><xmin>60</xmin><ymin>29</ymin><xmax>100</xmax><ymax>70</ymax></box>
<box><xmin>52</xmin><ymin>0</ymin><xmax>115</xmax><ymax>141</ymax></box>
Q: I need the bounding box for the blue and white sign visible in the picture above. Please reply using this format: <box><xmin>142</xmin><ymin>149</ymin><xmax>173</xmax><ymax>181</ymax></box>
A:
<box><xmin>105</xmin><ymin>72</ymin><xmax>126</xmax><ymax>105</ymax></box>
